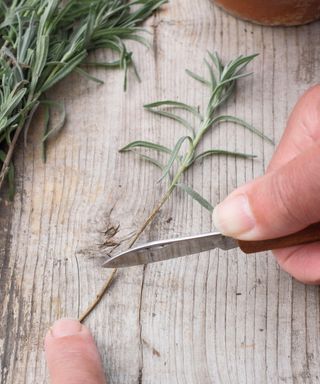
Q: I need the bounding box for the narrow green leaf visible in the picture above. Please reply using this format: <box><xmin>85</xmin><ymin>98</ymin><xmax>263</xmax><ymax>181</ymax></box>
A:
<box><xmin>0</xmin><ymin>87</ymin><xmax>27</xmax><ymax>129</ymax></box>
<box><xmin>17</xmin><ymin>13</ymin><xmax>36</xmax><ymax>63</ymax></box>
<box><xmin>41</xmin><ymin>100</ymin><xmax>66</xmax><ymax>142</ymax></box>
<box><xmin>31</xmin><ymin>34</ymin><xmax>49</xmax><ymax>92</ymax></box>
<box><xmin>209</xmin><ymin>73</ymin><xmax>253</xmax><ymax>107</ymax></box>
<box><xmin>204</xmin><ymin>58</ymin><xmax>217</xmax><ymax>89</ymax></box>
<box><xmin>176</xmin><ymin>183</ymin><xmax>213</xmax><ymax>212</ymax></box>
<box><xmin>219</xmin><ymin>71</ymin><xmax>253</xmax><ymax>85</ymax></box>
<box><xmin>84</xmin><ymin>5</ymin><xmax>96</xmax><ymax>46</ymax></box>
<box><xmin>126</xmin><ymin>34</ymin><xmax>150</xmax><ymax>48</ymax></box>
<box><xmin>185</xmin><ymin>69</ymin><xmax>211</xmax><ymax>86</ymax></box>
<box><xmin>211</xmin><ymin>115</ymin><xmax>274</xmax><ymax>144</ymax></box>
<box><xmin>221</xmin><ymin>54</ymin><xmax>258</xmax><ymax>81</ymax></box>
<box><xmin>207</xmin><ymin>51</ymin><xmax>223</xmax><ymax>79</ymax></box>
<box><xmin>122</xmin><ymin>51</ymin><xmax>129</xmax><ymax>92</ymax></box>
<box><xmin>2</xmin><ymin>46</ymin><xmax>24</xmax><ymax>81</ymax></box>
<box><xmin>193</xmin><ymin>149</ymin><xmax>257</xmax><ymax>163</ymax></box>
<box><xmin>0</xmin><ymin>118</ymin><xmax>8</xmax><ymax>133</ymax></box>
<box><xmin>139</xmin><ymin>154</ymin><xmax>164</xmax><ymax>171</ymax></box>
<box><xmin>40</xmin><ymin>51</ymin><xmax>88</xmax><ymax>92</ymax></box>
<box><xmin>213</xmin><ymin>82</ymin><xmax>235</xmax><ymax>108</ymax></box>
<box><xmin>42</xmin><ymin>104</ymin><xmax>50</xmax><ymax>162</ymax></box>
<box><xmin>207</xmin><ymin>73</ymin><xmax>252</xmax><ymax>112</ymax></box>
<box><xmin>159</xmin><ymin>136</ymin><xmax>193</xmax><ymax>182</ymax></box>
<box><xmin>75</xmin><ymin>67</ymin><xmax>104</xmax><ymax>84</ymax></box>
<box><xmin>145</xmin><ymin>100</ymin><xmax>202</xmax><ymax>120</ymax></box>
<box><xmin>119</xmin><ymin>140</ymin><xmax>172</xmax><ymax>154</ymax></box>
<box><xmin>145</xmin><ymin>107</ymin><xmax>195</xmax><ymax>136</ymax></box>
<box><xmin>85</xmin><ymin>61</ymin><xmax>122</xmax><ymax>68</ymax></box>
<box><xmin>131</xmin><ymin>58</ymin><xmax>141</xmax><ymax>83</ymax></box>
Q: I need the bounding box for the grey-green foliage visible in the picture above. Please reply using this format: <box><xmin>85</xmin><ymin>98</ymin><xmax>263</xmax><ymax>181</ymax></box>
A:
<box><xmin>120</xmin><ymin>52</ymin><xmax>273</xmax><ymax>212</ymax></box>
<box><xmin>0</xmin><ymin>0</ymin><xmax>166</xmax><ymax>197</ymax></box>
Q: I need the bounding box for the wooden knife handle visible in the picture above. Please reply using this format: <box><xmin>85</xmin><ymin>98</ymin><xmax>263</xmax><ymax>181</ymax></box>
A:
<box><xmin>237</xmin><ymin>222</ymin><xmax>320</xmax><ymax>254</ymax></box>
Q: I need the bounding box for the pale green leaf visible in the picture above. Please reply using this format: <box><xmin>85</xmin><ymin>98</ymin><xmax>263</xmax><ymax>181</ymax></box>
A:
<box><xmin>176</xmin><ymin>183</ymin><xmax>213</xmax><ymax>212</ymax></box>
<box><xmin>85</xmin><ymin>60</ymin><xmax>122</xmax><ymax>68</ymax></box>
<box><xmin>159</xmin><ymin>136</ymin><xmax>193</xmax><ymax>182</ymax></box>
<box><xmin>204</xmin><ymin>58</ymin><xmax>217</xmax><ymax>89</ymax></box>
<box><xmin>42</xmin><ymin>104</ymin><xmax>50</xmax><ymax>162</ymax></box>
<box><xmin>221</xmin><ymin>54</ymin><xmax>258</xmax><ymax>81</ymax></box>
<box><xmin>145</xmin><ymin>100</ymin><xmax>202</xmax><ymax>119</ymax></box>
<box><xmin>211</xmin><ymin>115</ymin><xmax>274</xmax><ymax>144</ymax></box>
<box><xmin>185</xmin><ymin>69</ymin><xmax>211</xmax><ymax>86</ymax></box>
<box><xmin>139</xmin><ymin>154</ymin><xmax>164</xmax><ymax>171</ymax></box>
<box><xmin>31</xmin><ymin>34</ymin><xmax>49</xmax><ymax>92</ymax></box>
<box><xmin>75</xmin><ymin>67</ymin><xmax>104</xmax><ymax>85</ymax></box>
<box><xmin>207</xmin><ymin>51</ymin><xmax>223</xmax><ymax>78</ymax></box>
<box><xmin>0</xmin><ymin>87</ymin><xmax>27</xmax><ymax>129</ymax></box>
<box><xmin>40</xmin><ymin>51</ymin><xmax>88</xmax><ymax>92</ymax></box>
<box><xmin>119</xmin><ymin>140</ymin><xmax>172</xmax><ymax>155</ymax></box>
<box><xmin>193</xmin><ymin>149</ymin><xmax>256</xmax><ymax>163</ymax></box>
<box><xmin>41</xmin><ymin>100</ymin><xmax>66</xmax><ymax>142</ymax></box>
<box><xmin>145</xmin><ymin>107</ymin><xmax>195</xmax><ymax>136</ymax></box>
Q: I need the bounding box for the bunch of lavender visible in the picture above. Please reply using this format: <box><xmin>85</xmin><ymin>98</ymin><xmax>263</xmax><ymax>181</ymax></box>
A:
<box><xmin>0</xmin><ymin>0</ymin><xmax>166</xmax><ymax>197</ymax></box>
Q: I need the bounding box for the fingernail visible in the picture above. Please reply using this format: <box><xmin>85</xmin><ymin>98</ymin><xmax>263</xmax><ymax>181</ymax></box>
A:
<box><xmin>212</xmin><ymin>194</ymin><xmax>255</xmax><ymax>237</ymax></box>
<box><xmin>51</xmin><ymin>319</ymin><xmax>82</xmax><ymax>338</ymax></box>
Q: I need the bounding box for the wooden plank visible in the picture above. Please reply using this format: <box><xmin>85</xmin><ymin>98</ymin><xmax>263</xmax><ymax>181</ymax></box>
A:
<box><xmin>1</xmin><ymin>1</ymin><xmax>320</xmax><ymax>383</ymax></box>
<box><xmin>0</xmin><ymin>191</ymin><xmax>14</xmax><ymax>384</ymax></box>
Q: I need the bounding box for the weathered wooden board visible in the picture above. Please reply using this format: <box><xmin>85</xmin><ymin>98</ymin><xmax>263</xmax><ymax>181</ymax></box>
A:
<box><xmin>1</xmin><ymin>1</ymin><xmax>320</xmax><ymax>383</ymax></box>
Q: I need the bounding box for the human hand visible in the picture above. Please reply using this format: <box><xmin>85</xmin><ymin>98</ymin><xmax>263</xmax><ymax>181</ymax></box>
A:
<box><xmin>45</xmin><ymin>319</ymin><xmax>106</xmax><ymax>384</ymax></box>
<box><xmin>212</xmin><ymin>85</ymin><xmax>320</xmax><ymax>284</ymax></box>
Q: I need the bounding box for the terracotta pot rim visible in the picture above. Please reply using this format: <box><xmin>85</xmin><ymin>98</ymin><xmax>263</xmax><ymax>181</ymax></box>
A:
<box><xmin>214</xmin><ymin>1</ymin><xmax>320</xmax><ymax>27</ymax></box>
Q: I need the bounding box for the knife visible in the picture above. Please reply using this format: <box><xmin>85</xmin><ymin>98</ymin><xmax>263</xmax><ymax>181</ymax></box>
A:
<box><xmin>102</xmin><ymin>222</ymin><xmax>320</xmax><ymax>268</ymax></box>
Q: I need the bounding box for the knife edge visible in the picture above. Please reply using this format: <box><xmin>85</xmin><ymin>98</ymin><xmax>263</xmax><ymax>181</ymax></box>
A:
<box><xmin>102</xmin><ymin>232</ymin><xmax>238</xmax><ymax>268</ymax></box>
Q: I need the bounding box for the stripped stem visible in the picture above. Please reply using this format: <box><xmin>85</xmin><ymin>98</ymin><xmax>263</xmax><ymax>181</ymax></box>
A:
<box><xmin>128</xmin><ymin>173</ymin><xmax>183</xmax><ymax>248</ymax></box>
<box><xmin>79</xmin><ymin>268</ymin><xmax>117</xmax><ymax>323</ymax></box>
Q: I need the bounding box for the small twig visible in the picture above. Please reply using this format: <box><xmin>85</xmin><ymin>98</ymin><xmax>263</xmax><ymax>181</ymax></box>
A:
<box><xmin>128</xmin><ymin>187</ymin><xmax>174</xmax><ymax>248</ymax></box>
<box><xmin>79</xmin><ymin>268</ymin><xmax>117</xmax><ymax>323</ymax></box>
<box><xmin>79</xmin><ymin>188</ymin><xmax>174</xmax><ymax>322</ymax></box>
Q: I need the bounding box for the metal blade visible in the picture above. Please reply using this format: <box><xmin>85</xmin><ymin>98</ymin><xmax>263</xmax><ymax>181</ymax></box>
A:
<box><xmin>102</xmin><ymin>232</ymin><xmax>238</xmax><ymax>268</ymax></box>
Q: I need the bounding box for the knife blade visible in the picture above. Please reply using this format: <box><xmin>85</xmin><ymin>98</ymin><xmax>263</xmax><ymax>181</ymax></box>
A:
<box><xmin>102</xmin><ymin>222</ymin><xmax>320</xmax><ymax>268</ymax></box>
<box><xmin>102</xmin><ymin>232</ymin><xmax>237</xmax><ymax>268</ymax></box>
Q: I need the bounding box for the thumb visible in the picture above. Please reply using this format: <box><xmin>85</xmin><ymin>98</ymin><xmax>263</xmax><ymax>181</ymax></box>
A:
<box><xmin>45</xmin><ymin>319</ymin><xmax>106</xmax><ymax>384</ymax></box>
<box><xmin>212</xmin><ymin>142</ymin><xmax>320</xmax><ymax>240</ymax></box>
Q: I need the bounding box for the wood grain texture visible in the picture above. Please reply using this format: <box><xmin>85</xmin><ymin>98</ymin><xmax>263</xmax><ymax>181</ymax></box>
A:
<box><xmin>1</xmin><ymin>1</ymin><xmax>320</xmax><ymax>383</ymax></box>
